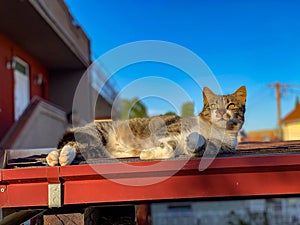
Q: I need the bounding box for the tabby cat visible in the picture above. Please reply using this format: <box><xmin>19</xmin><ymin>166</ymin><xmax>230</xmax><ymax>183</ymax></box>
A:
<box><xmin>46</xmin><ymin>86</ymin><xmax>246</xmax><ymax>166</ymax></box>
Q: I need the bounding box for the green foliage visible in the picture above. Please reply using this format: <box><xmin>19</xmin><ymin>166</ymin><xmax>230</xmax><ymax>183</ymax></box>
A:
<box><xmin>181</xmin><ymin>102</ymin><xmax>195</xmax><ymax>117</ymax></box>
<box><xmin>120</xmin><ymin>99</ymin><xmax>196</xmax><ymax>119</ymax></box>
<box><xmin>164</xmin><ymin>111</ymin><xmax>177</xmax><ymax>116</ymax></box>
<box><xmin>120</xmin><ymin>98</ymin><xmax>148</xmax><ymax>119</ymax></box>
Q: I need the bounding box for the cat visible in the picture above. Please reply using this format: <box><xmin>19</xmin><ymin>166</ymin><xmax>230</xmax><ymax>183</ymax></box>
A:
<box><xmin>46</xmin><ymin>86</ymin><xmax>246</xmax><ymax>166</ymax></box>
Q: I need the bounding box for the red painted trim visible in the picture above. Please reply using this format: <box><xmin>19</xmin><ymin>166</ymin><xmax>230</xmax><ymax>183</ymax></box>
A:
<box><xmin>0</xmin><ymin>167</ymin><xmax>59</xmax><ymax>207</ymax></box>
<box><xmin>63</xmin><ymin>170</ymin><xmax>300</xmax><ymax>205</ymax></box>
<box><xmin>5</xmin><ymin>183</ymin><xmax>48</xmax><ymax>208</ymax></box>
<box><xmin>1</xmin><ymin>154</ymin><xmax>300</xmax><ymax>208</ymax></box>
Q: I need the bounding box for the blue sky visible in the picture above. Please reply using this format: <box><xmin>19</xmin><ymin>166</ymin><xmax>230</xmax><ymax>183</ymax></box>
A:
<box><xmin>65</xmin><ymin>0</ymin><xmax>300</xmax><ymax>132</ymax></box>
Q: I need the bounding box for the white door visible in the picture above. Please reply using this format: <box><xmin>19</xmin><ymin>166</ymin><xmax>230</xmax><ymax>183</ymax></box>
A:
<box><xmin>13</xmin><ymin>57</ymin><xmax>30</xmax><ymax>121</ymax></box>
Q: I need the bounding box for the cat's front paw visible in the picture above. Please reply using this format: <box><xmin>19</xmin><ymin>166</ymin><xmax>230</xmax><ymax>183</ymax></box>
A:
<box><xmin>59</xmin><ymin>144</ymin><xmax>77</xmax><ymax>166</ymax></box>
<box><xmin>186</xmin><ymin>132</ymin><xmax>206</xmax><ymax>153</ymax></box>
<box><xmin>46</xmin><ymin>150</ymin><xmax>60</xmax><ymax>166</ymax></box>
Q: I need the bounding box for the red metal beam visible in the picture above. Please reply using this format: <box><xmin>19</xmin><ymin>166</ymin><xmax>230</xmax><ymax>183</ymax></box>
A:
<box><xmin>61</xmin><ymin>155</ymin><xmax>300</xmax><ymax>205</ymax></box>
<box><xmin>1</xmin><ymin>154</ymin><xmax>300</xmax><ymax>208</ymax></box>
<box><xmin>0</xmin><ymin>167</ymin><xmax>59</xmax><ymax>208</ymax></box>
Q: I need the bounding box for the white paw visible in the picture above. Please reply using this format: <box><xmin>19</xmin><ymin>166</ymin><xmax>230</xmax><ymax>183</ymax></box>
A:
<box><xmin>140</xmin><ymin>150</ymin><xmax>153</xmax><ymax>160</ymax></box>
<box><xmin>187</xmin><ymin>132</ymin><xmax>206</xmax><ymax>152</ymax></box>
<box><xmin>59</xmin><ymin>145</ymin><xmax>77</xmax><ymax>166</ymax></box>
<box><xmin>46</xmin><ymin>151</ymin><xmax>60</xmax><ymax>166</ymax></box>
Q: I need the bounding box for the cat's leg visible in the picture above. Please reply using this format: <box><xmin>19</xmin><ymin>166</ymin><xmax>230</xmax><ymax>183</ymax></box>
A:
<box><xmin>58</xmin><ymin>142</ymin><xmax>78</xmax><ymax>166</ymax></box>
<box><xmin>46</xmin><ymin>150</ymin><xmax>60</xmax><ymax>166</ymax></box>
<box><xmin>186</xmin><ymin>132</ymin><xmax>206</xmax><ymax>155</ymax></box>
<box><xmin>204</xmin><ymin>140</ymin><xmax>220</xmax><ymax>156</ymax></box>
<box><xmin>140</xmin><ymin>142</ymin><xmax>175</xmax><ymax>160</ymax></box>
<box><xmin>110</xmin><ymin>149</ymin><xmax>142</xmax><ymax>158</ymax></box>
<box><xmin>46</xmin><ymin>142</ymin><xmax>78</xmax><ymax>166</ymax></box>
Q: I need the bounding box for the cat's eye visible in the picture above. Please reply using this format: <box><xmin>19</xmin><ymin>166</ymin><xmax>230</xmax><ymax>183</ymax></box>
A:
<box><xmin>210</xmin><ymin>104</ymin><xmax>217</xmax><ymax>109</ymax></box>
<box><xmin>227</xmin><ymin>103</ymin><xmax>235</xmax><ymax>109</ymax></box>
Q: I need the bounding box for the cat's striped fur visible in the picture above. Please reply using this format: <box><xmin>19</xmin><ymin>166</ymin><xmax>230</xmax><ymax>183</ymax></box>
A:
<box><xmin>47</xmin><ymin>86</ymin><xmax>246</xmax><ymax>166</ymax></box>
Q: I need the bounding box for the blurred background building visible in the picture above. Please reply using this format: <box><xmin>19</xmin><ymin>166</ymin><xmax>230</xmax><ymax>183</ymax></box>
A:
<box><xmin>282</xmin><ymin>99</ymin><xmax>300</xmax><ymax>141</ymax></box>
<box><xmin>0</xmin><ymin>0</ymin><xmax>115</xmax><ymax>149</ymax></box>
<box><xmin>152</xmin><ymin>198</ymin><xmax>300</xmax><ymax>225</ymax></box>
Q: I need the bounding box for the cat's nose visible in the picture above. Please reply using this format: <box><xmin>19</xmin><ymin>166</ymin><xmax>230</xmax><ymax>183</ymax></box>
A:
<box><xmin>217</xmin><ymin>108</ymin><xmax>227</xmax><ymax>116</ymax></box>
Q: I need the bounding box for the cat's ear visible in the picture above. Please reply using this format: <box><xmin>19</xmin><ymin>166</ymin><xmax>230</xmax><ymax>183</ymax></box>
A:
<box><xmin>203</xmin><ymin>87</ymin><xmax>216</xmax><ymax>105</ymax></box>
<box><xmin>234</xmin><ymin>86</ymin><xmax>247</xmax><ymax>104</ymax></box>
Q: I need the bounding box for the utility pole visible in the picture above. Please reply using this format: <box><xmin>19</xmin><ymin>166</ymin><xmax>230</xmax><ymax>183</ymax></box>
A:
<box><xmin>268</xmin><ymin>82</ymin><xmax>295</xmax><ymax>140</ymax></box>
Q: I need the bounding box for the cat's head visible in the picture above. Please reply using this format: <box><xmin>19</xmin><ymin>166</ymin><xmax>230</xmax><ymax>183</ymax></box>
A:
<box><xmin>200</xmin><ymin>86</ymin><xmax>246</xmax><ymax>131</ymax></box>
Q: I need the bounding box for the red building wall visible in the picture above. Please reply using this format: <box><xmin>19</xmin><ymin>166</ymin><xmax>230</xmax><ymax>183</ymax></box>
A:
<box><xmin>0</xmin><ymin>34</ymin><xmax>49</xmax><ymax>139</ymax></box>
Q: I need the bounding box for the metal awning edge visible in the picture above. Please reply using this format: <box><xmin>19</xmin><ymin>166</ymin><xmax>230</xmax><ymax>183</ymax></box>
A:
<box><xmin>1</xmin><ymin>153</ymin><xmax>300</xmax><ymax>208</ymax></box>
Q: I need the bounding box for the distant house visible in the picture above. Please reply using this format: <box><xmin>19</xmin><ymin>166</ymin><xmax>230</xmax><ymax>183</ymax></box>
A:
<box><xmin>245</xmin><ymin>129</ymin><xmax>278</xmax><ymax>142</ymax></box>
<box><xmin>0</xmin><ymin>0</ymin><xmax>115</xmax><ymax>148</ymax></box>
<box><xmin>282</xmin><ymin>99</ymin><xmax>300</xmax><ymax>141</ymax></box>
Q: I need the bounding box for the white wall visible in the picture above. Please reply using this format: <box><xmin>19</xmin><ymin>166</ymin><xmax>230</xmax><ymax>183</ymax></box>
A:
<box><xmin>283</xmin><ymin>121</ymin><xmax>300</xmax><ymax>141</ymax></box>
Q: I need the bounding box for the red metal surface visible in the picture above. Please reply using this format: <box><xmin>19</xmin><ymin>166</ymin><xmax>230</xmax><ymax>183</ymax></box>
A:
<box><xmin>0</xmin><ymin>167</ymin><xmax>59</xmax><ymax>208</ymax></box>
<box><xmin>1</xmin><ymin>154</ymin><xmax>300</xmax><ymax>208</ymax></box>
<box><xmin>61</xmin><ymin>155</ymin><xmax>300</xmax><ymax>205</ymax></box>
